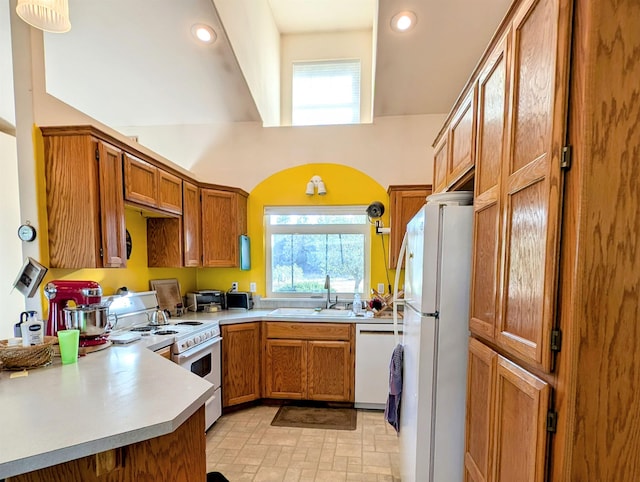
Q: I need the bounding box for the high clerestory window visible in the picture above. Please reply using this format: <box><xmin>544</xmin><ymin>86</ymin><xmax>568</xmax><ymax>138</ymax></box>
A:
<box><xmin>265</xmin><ymin>206</ymin><xmax>370</xmax><ymax>298</ymax></box>
<box><xmin>292</xmin><ymin>60</ymin><xmax>361</xmax><ymax>126</ymax></box>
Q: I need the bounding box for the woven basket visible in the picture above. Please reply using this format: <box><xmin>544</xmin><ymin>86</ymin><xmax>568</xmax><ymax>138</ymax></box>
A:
<box><xmin>0</xmin><ymin>336</ymin><xmax>57</xmax><ymax>370</ymax></box>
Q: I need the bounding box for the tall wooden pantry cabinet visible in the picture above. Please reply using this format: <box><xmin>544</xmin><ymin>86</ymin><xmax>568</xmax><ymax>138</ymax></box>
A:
<box><xmin>432</xmin><ymin>0</ymin><xmax>640</xmax><ymax>480</ymax></box>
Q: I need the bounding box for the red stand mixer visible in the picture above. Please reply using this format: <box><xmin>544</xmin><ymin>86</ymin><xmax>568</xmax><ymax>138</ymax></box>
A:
<box><xmin>44</xmin><ymin>280</ymin><xmax>107</xmax><ymax>346</ymax></box>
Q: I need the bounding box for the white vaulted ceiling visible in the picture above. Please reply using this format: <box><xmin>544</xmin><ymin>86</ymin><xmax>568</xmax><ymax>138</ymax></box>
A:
<box><xmin>41</xmin><ymin>0</ymin><xmax>512</xmax><ymax>128</ymax></box>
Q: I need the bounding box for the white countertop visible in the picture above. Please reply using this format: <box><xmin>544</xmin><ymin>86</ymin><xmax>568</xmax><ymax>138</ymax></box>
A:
<box><xmin>0</xmin><ymin>335</ymin><xmax>213</xmax><ymax>479</ymax></box>
<box><xmin>0</xmin><ymin>309</ymin><xmax>399</xmax><ymax>479</ymax></box>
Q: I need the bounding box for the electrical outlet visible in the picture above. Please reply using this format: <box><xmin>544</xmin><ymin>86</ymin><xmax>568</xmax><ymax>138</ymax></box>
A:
<box><xmin>231</xmin><ymin>282</ymin><xmax>239</xmax><ymax>291</ymax></box>
<box><xmin>249</xmin><ymin>282</ymin><xmax>257</xmax><ymax>292</ymax></box>
<box><xmin>377</xmin><ymin>283</ymin><xmax>385</xmax><ymax>294</ymax></box>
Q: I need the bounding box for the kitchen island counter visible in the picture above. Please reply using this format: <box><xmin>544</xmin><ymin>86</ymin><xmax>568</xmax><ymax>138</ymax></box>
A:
<box><xmin>0</xmin><ymin>338</ymin><xmax>213</xmax><ymax>479</ymax></box>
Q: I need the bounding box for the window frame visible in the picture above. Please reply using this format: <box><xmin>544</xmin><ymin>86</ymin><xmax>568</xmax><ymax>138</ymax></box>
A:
<box><xmin>291</xmin><ymin>59</ymin><xmax>361</xmax><ymax>127</ymax></box>
<box><xmin>265</xmin><ymin>205</ymin><xmax>371</xmax><ymax>299</ymax></box>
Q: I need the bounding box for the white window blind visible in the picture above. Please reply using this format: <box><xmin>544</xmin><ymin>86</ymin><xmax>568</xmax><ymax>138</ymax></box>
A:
<box><xmin>292</xmin><ymin>59</ymin><xmax>361</xmax><ymax>126</ymax></box>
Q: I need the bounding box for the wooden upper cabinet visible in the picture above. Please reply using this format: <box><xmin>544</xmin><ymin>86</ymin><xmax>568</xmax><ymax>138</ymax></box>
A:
<box><xmin>43</xmin><ymin>132</ymin><xmax>126</xmax><ymax>269</ymax></box>
<box><xmin>182</xmin><ymin>181</ymin><xmax>201</xmax><ymax>267</ymax></box>
<box><xmin>498</xmin><ymin>0</ymin><xmax>571</xmax><ymax>372</ymax></box>
<box><xmin>124</xmin><ymin>153</ymin><xmax>183</xmax><ymax>215</ymax></box>
<box><xmin>221</xmin><ymin>323</ymin><xmax>261</xmax><ymax>407</ymax></box>
<box><xmin>124</xmin><ymin>153</ymin><xmax>157</xmax><ymax>207</ymax></box>
<box><xmin>470</xmin><ymin>33</ymin><xmax>510</xmax><ymax>341</ymax></box>
<box><xmin>449</xmin><ymin>87</ymin><xmax>478</xmax><ymax>183</ymax></box>
<box><xmin>201</xmin><ymin>189</ymin><xmax>248</xmax><ymax>268</ymax></box>
<box><xmin>158</xmin><ymin>170</ymin><xmax>183</xmax><ymax>215</ymax></box>
<box><xmin>97</xmin><ymin>141</ymin><xmax>127</xmax><ymax>268</ymax></box>
<box><xmin>387</xmin><ymin>185</ymin><xmax>432</xmax><ymax>269</ymax></box>
<box><xmin>433</xmin><ymin>135</ymin><xmax>448</xmax><ymax>193</ymax></box>
<box><xmin>492</xmin><ymin>355</ymin><xmax>550</xmax><ymax>482</ymax></box>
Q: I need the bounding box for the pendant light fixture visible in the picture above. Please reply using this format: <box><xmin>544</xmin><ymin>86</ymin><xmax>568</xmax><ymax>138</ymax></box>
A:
<box><xmin>16</xmin><ymin>0</ymin><xmax>71</xmax><ymax>33</ymax></box>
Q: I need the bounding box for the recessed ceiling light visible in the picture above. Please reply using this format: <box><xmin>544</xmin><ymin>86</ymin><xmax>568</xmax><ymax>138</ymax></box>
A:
<box><xmin>391</xmin><ymin>11</ymin><xmax>417</xmax><ymax>32</ymax></box>
<box><xmin>191</xmin><ymin>24</ymin><xmax>217</xmax><ymax>44</ymax></box>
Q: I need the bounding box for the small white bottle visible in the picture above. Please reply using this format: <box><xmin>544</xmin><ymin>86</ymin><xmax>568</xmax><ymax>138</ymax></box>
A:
<box><xmin>21</xmin><ymin>312</ymin><xmax>44</xmax><ymax>347</ymax></box>
<box><xmin>353</xmin><ymin>293</ymin><xmax>362</xmax><ymax>315</ymax></box>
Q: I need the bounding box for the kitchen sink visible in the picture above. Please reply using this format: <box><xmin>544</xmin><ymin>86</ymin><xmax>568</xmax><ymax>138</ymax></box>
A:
<box><xmin>268</xmin><ymin>308</ymin><xmax>354</xmax><ymax>318</ymax></box>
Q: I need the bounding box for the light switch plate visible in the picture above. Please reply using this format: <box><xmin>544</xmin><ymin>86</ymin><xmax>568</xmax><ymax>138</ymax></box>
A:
<box><xmin>377</xmin><ymin>283</ymin><xmax>385</xmax><ymax>294</ymax></box>
<box><xmin>249</xmin><ymin>282</ymin><xmax>257</xmax><ymax>292</ymax></box>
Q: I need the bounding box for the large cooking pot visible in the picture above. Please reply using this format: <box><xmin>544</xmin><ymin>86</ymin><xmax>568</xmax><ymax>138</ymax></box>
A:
<box><xmin>63</xmin><ymin>305</ymin><xmax>111</xmax><ymax>336</ymax></box>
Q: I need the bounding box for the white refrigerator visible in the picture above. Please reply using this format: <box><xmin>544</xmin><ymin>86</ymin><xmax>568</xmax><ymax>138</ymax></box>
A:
<box><xmin>399</xmin><ymin>198</ymin><xmax>473</xmax><ymax>482</ymax></box>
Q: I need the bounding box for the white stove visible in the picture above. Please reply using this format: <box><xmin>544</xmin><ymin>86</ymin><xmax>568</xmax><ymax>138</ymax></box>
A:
<box><xmin>107</xmin><ymin>291</ymin><xmax>222</xmax><ymax>430</ymax></box>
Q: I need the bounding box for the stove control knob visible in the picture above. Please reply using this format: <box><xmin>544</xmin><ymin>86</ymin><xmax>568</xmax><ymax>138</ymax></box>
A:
<box><xmin>187</xmin><ymin>339</ymin><xmax>194</xmax><ymax>347</ymax></box>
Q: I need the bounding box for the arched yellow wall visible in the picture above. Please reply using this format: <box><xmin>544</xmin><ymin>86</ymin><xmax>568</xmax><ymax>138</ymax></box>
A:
<box><xmin>197</xmin><ymin>163</ymin><xmax>395</xmax><ymax>298</ymax></box>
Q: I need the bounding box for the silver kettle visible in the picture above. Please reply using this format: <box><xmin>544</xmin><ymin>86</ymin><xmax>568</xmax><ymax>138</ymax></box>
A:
<box><xmin>149</xmin><ymin>309</ymin><xmax>169</xmax><ymax>326</ymax></box>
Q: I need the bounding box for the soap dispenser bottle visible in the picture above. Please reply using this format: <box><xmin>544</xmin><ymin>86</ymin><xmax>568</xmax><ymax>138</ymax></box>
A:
<box><xmin>21</xmin><ymin>312</ymin><xmax>44</xmax><ymax>346</ymax></box>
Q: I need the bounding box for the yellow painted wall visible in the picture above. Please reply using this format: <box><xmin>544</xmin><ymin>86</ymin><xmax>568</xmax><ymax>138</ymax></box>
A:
<box><xmin>197</xmin><ymin>163</ymin><xmax>396</xmax><ymax>297</ymax></box>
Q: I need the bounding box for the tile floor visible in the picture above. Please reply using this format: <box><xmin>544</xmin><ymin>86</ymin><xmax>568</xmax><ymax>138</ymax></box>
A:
<box><xmin>205</xmin><ymin>405</ymin><xmax>401</xmax><ymax>481</ymax></box>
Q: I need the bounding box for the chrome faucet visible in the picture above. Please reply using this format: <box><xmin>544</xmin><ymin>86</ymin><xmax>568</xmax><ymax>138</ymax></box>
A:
<box><xmin>324</xmin><ymin>275</ymin><xmax>331</xmax><ymax>309</ymax></box>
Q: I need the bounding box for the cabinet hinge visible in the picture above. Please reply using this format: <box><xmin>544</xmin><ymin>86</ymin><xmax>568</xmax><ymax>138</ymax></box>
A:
<box><xmin>550</xmin><ymin>329</ymin><xmax>562</xmax><ymax>352</ymax></box>
<box><xmin>561</xmin><ymin>145</ymin><xmax>572</xmax><ymax>169</ymax></box>
<box><xmin>546</xmin><ymin>410</ymin><xmax>558</xmax><ymax>433</ymax></box>
<box><xmin>95</xmin><ymin>148</ymin><xmax>100</xmax><ymax>161</ymax></box>
<box><xmin>99</xmin><ymin>247</ymin><xmax>104</xmax><ymax>258</ymax></box>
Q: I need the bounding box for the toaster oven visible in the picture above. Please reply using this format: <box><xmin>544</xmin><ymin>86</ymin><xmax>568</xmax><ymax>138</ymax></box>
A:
<box><xmin>185</xmin><ymin>290</ymin><xmax>226</xmax><ymax>311</ymax></box>
<box><xmin>226</xmin><ymin>291</ymin><xmax>253</xmax><ymax>310</ymax></box>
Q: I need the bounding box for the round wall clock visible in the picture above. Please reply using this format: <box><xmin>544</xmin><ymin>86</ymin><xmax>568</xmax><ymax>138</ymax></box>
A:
<box><xmin>17</xmin><ymin>223</ymin><xmax>37</xmax><ymax>242</ymax></box>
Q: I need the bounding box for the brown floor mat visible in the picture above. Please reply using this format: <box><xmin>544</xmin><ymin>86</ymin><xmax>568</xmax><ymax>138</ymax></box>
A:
<box><xmin>270</xmin><ymin>405</ymin><xmax>357</xmax><ymax>430</ymax></box>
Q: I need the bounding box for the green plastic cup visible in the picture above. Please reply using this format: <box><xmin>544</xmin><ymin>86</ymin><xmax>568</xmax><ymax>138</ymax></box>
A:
<box><xmin>58</xmin><ymin>329</ymin><xmax>80</xmax><ymax>365</ymax></box>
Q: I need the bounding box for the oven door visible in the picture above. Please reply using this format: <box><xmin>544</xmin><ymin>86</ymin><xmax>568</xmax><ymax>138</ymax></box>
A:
<box><xmin>172</xmin><ymin>336</ymin><xmax>222</xmax><ymax>429</ymax></box>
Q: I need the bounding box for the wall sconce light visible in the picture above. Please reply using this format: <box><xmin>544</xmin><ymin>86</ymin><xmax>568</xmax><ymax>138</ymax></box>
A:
<box><xmin>306</xmin><ymin>175</ymin><xmax>327</xmax><ymax>196</ymax></box>
<box><xmin>16</xmin><ymin>0</ymin><xmax>71</xmax><ymax>33</ymax></box>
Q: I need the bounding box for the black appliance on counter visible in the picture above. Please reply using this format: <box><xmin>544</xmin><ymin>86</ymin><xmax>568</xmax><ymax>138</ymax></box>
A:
<box><xmin>185</xmin><ymin>290</ymin><xmax>226</xmax><ymax>311</ymax></box>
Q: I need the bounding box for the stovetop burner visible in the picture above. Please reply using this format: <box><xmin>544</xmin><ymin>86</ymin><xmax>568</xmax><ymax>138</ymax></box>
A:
<box><xmin>130</xmin><ymin>326</ymin><xmax>155</xmax><ymax>332</ymax></box>
<box><xmin>176</xmin><ymin>321</ymin><xmax>203</xmax><ymax>326</ymax></box>
<box><xmin>154</xmin><ymin>329</ymin><xmax>179</xmax><ymax>336</ymax></box>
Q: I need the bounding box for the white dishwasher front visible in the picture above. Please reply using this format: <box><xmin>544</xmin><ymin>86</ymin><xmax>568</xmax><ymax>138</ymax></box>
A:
<box><xmin>355</xmin><ymin>323</ymin><xmax>402</xmax><ymax>409</ymax></box>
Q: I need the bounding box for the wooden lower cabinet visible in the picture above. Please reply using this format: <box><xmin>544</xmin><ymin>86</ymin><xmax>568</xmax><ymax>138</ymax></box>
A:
<box><xmin>9</xmin><ymin>407</ymin><xmax>205</xmax><ymax>482</ymax></box>
<box><xmin>307</xmin><ymin>340</ymin><xmax>351</xmax><ymax>401</ymax></box>
<box><xmin>264</xmin><ymin>339</ymin><xmax>307</xmax><ymax>399</ymax></box>
<box><xmin>221</xmin><ymin>323</ymin><xmax>261</xmax><ymax>407</ymax></box>
<box><xmin>263</xmin><ymin>322</ymin><xmax>354</xmax><ymax>402</ymax></box>
<box><xmin>465</xmin><ymin>338</ymin><xmax>550</xmax><ymax>482</ymax></box>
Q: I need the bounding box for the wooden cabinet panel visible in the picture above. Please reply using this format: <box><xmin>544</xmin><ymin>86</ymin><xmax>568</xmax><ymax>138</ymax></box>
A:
<box><xmin>124</xmin><ymin>154</ymin><xmax>183</xmax><ymax>215</ymax></box>
<box><xmin>97</xmin><ymin>141</ymin><xmax>127</xmax><ymax>268</ymax></box>
<box><xmin>307</xmin><ymin>341</ymin><xmax>351</xmax><ymax>401</ymax></box>
<box><xmin>498</xmin><ymin>0</ymin><xmax>569</xmax><ymax>371</ymax></box>
<box><xmin>10</xmin><ymin>407</ymin><xmax>206</xmax><ymax>482</ymax></box>
<box><xmin>182</xmin><ymin>181</ymin><xmax>201</xmax><ymax>267</ymax></box>
<box><xmin>222</xmin><ymin>323</ymin><xmax>261</xmax><ymax>407</ymax></box>
<box><xmin>124</xmin><ymin>153</ymin><xmax>157</xmax><ymax>207</ymax></box>
<box><xmin>449</xmin><ymin>87</ymin><xmax>477</xmax><ymax>183</ymax></box>
<box><xmin>201</xmin><ymin>189</ymin><xmax>247</xmax><ymax>267</ymax></box>
<box><xmin>387</xmin><ymin>185</ymin><xmax>432</xmax><ymax>269</ymax></box>
<box><xmin>492</xmin><ymin>356</ymin><xmax>549</xmax><ymax>482</ymax></box>
<box><xmin>264</xmin><ymin>322</ymin><xmax>351</xmax><ymax>341</ymax></box>
<box><xmin>433</xmin><ymin>135</ymin><xmax>448</xmax><ymax>193</ymax></box>
<box><xmin>264</xmin><ymin>339</ymin><xmax>307</xmax><ymax>399</ymax></box>
<box><xmin>158</xmin><ymin>170</ymin><xmax>183</xmax><ymax>215</ymax></box>
<box><xmin>147</xmin><ymin>218</ymin><xmax>182</xmax><ymax>267</ymax></box>
<box><xmin>263</xmin><ymin>322</ymin><xmax>354</xmax><ymax>402</ymax></box>
<box><xmin>464</xmin><ymin>338</ymin><xmax>497</xmax><ymax>482</ymax></box>
<box><xmin>43</xmin><ymin>133</ymin><xmax>126</xmax><ymax>269</ymax></box>
<box><xmin>470</xmin><ymin>35</ymin><xmax>509</xmax><ymax>342</ymax></box>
